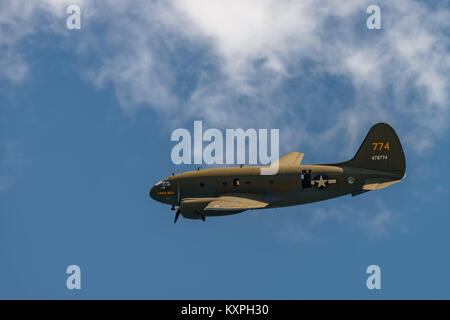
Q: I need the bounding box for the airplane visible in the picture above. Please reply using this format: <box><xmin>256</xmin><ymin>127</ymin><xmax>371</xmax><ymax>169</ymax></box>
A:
<box><xmin>149</xmin><ymin>123</ymin><xmax>406</xmax><ymax>223</ymax></box>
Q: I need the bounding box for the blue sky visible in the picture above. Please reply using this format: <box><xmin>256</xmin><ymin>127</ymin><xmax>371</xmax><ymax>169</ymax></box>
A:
<box><xmin>1</xmin><ymin>0</ymin><xmax>449</xmax><ymax>299</ymax></box>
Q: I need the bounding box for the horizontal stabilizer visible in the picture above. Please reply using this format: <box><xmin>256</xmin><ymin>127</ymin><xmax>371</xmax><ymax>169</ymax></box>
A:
<box><xmin>363</xmin><ymin>178</ymin><xmax>402</xmax><ymax>190</ymax></box>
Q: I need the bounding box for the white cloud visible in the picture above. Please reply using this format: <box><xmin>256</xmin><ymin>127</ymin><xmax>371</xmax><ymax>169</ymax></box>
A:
<box><xmin>1</xmin><ymin>0</ymin><xmax>449</xmax><ymax>155</ymax></box>
<box><xmin>0</xmin><ymin>0</ymin><xmax>87</xmax><ymax>82</ymax></box>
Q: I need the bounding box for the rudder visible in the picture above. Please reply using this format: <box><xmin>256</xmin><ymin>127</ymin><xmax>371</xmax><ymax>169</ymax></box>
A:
<box><xmin>348</xmin><ymin>123</ymin><xmax>405</xmax><ymax>178</ymax></box>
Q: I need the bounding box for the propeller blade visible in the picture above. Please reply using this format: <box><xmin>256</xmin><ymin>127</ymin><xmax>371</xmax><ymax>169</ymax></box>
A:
<box><xmin>174</xmin><ymin>209</ymin><xmax>181</xmax><ymax>224</ymax></box>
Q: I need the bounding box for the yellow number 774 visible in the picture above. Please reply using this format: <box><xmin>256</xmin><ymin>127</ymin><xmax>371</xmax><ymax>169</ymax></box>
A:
<box><xmin>372</xmin><ymin>142</ymin><xmax>390</xmax><ymax>151</ymax></box>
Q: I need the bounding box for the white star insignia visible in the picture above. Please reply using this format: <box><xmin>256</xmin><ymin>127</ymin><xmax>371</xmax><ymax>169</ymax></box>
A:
<box><xmin>316</xmin><ymin>175</ymin><xmax>327</xmax><ymax>188</ymax></box>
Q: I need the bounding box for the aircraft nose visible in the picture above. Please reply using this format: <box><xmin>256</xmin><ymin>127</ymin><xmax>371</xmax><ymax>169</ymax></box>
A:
<box><xmin>149</xmin><ymin>185</ymin><xmax>158</xmax><ymax>200</ymax></box>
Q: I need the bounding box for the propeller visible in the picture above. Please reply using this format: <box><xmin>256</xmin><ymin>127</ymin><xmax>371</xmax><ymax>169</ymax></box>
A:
<box><xmin>174</xmin><ymin>209</ymin><xmax>181</xmax><ymax>223</ymax></box>
<box><xmin>174</xmin><ymin>182</ymin><xmax>181</xmax><ymax>224</ymax></box>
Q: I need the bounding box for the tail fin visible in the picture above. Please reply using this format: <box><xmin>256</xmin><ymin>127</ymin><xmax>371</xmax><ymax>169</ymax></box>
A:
<box><xmin>347</xmin><ymin>123</ymin><xmax>406</xmax><ymax>178</ymax></box>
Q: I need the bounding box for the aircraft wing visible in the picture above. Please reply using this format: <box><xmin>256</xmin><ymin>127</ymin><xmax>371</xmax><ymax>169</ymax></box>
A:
<box><xmin>204</xmin><ymin>196</ymin><xmax>269</xmax><ymax>212</ymax></box>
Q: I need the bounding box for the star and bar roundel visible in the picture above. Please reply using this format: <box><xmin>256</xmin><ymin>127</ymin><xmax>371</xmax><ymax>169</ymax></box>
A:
<box><xmin>311</xmin><ymin>174</ymin><xmax>337</xmax><ymax>189</ymax></box>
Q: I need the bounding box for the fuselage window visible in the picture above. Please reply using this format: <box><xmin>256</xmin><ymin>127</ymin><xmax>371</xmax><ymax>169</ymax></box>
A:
<box><xmin>200</xmin><ymin>183</ymin><xmax>205</xmax><ymax>187</ymax></box>
<box><xmin>233</xmin><ymin>178</ymin><xmax>240</xmax><ymax>186</ymax></box>
<box><xmin>269</xmin><ymin>180</ymin><xmax>274</xmax><ymax>184</ymax></box>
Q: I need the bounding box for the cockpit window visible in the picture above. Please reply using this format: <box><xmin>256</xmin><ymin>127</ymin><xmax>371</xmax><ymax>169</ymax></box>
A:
<box><xmin>155</xmin><ymin>180</ymin><xmax>171</xmax><ymax>187</ymax></box>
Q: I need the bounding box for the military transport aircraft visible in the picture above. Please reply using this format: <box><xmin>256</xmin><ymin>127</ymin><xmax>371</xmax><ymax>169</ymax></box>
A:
<box><xmin>150</xmin><ymin>123</ymin><xmax>406</xmax><ymax>223</ymax></box>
